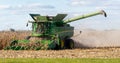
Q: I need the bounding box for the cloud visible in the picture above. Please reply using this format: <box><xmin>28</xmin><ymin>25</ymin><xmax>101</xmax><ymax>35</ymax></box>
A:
<box><xmin>0</xmin><ymin>3</ymin><xmax>55</xmax><ymax>15</ymax></box>
<box><xmin>0</xmin><ymin>3</ymin><xmax>55</xmax><ymax>10</ymax></box>
<box><xmin>27</xmin><ymin>3</ymin><xmax>55</xmax><ymax>9</ymax></box>
<box><xmin>70</xmin><ymin>0</ymin><xmax>120</xmax><ymax>7</ymax></box>
<box><xmin>94</xmin><ymin>0</ymin><xmax>120</xmax><ymax>11</ymax></box>
<box><xmin>95</xmin><ymin>6</ymin><xmax>120</xmax><ymax>10</ymax></box>
<box><xmin>103</xmin><ymin>0</ymin><xmax>120</xmax><ymax>6</ymax></box>
<box><xmin>70</xmin><ymin>0</ymin><xmax>120</xmax><ymax>15</ymax></box>
<box><xmin>0</xmin><ymin>5</ymin><xmax>10</xmax><ymax>9</ymax></box>
<box><xmin>71</xmin><ymin>0</ymin><xmax>92</xmax><ymax>6</ymax></box>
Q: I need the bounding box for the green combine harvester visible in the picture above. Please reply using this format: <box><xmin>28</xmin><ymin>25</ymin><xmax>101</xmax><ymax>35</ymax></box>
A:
<box><xmin>5</xmin><ymin>10</ymin><xmax>107</xmax><ymax>50</ymax></box>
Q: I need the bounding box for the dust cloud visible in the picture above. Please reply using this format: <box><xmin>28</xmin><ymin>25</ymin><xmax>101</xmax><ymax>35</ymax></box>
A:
<box><xmin>72</xmin><ymin>29</ymin><xmax>120</xmax><ymax>48</ymax></box>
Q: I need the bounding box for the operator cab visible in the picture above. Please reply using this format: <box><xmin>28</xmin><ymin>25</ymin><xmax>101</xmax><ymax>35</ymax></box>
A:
<box><xmin>32</xmin><ymin>22</ymin><xmax>51</xmax><ymax>34</ymax></box>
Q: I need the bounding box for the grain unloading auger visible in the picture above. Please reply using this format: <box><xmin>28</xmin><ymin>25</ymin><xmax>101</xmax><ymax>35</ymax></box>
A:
<box><xmin>4</xmin><ymin>10</ymin><xmax>107</xmax><ymax>50</ymax></box>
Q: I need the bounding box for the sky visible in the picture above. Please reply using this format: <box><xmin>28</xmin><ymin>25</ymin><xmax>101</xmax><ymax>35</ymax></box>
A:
<box><xmin>0</xmin><ymin>0</ymin><xmax>120</xmax><ymax>30</ymax></box>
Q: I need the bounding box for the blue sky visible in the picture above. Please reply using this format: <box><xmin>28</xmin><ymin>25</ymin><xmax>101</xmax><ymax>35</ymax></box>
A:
<box><xmin>0</xmin><ymin>0</ymin><xmax>120</xmax><ymax>30</ymax></box>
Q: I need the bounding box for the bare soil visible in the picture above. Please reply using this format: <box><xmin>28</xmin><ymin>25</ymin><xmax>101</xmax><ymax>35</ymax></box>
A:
<box><xmin>0</xmin><ymin>48</ymin><xmax>120</xmax><ymax>58</ymax></box>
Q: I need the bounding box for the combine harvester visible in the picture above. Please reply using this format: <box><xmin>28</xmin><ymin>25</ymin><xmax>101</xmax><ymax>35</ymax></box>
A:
<box><xmin>4</xmin><ymin>10</ymin><xmax>107</xmax><ymax>50</ymax></box>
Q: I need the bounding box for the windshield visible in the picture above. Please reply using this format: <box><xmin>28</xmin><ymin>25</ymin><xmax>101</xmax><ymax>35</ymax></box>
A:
<box><xmin>32</xmin><ymin>22</ymin><xmax>51</xmax><ymax>34</ymax></box>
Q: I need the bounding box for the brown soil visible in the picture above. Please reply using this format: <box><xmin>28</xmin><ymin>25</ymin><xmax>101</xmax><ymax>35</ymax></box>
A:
<box><xmin>0</xmin><ymin>48</ymin><xmax>120</xmax><ymax>58</ymax></box>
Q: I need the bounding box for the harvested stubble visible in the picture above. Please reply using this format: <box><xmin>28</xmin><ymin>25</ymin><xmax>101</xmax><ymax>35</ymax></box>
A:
<box><xmin>0</xmin><ymin>48</ymin><xmax>120</xmax><ymax>58</ymax></box>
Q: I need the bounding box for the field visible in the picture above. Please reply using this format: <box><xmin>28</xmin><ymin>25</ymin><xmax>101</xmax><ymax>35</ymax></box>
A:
<box><xmin>0</xmin><ymin>31</ymin><xmax>30</xmax><ymax>50</ymax></box>
<box><xmin>0</xmin><ymin>48</ymin><xmax>120</xmax><ymax>58</ymax></box>
<box><xmin>0</xmin><ymin>30</ymin><xmax>120</xmax><ymax>62</ymax></box>
<box><xmin>1</xmin><ymin>30</ymin><xmax>120</xmax><ymax>49</ymax></box>
<box><xmin>0</xmin><ymin>58</ymin><xmax>120</xmax><ymax>63</ymax></box>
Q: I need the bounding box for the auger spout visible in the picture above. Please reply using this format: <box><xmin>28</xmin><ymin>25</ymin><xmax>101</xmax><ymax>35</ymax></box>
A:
<box><xmin>64</xmin><ymin>10</ymin><xmax>107</xmax><ymax>23</ymax></box>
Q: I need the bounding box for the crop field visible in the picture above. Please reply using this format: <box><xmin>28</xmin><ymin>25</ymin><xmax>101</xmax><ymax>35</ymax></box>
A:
<box><xmin>0</xmin><ymin>31</ymin><xmax>30</xmax><ymax>50</ymax></box>
<box><xmin>0</xmin><ymin>30</ymin><xmax>120</xmax><ymax>62</ymax></box>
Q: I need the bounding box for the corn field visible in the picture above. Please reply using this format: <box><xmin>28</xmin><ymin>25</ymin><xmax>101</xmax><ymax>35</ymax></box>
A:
<box><xmin>0</xmin><ymin>31</ymin><xmax>30</xmax><ymax>50</ymax></box>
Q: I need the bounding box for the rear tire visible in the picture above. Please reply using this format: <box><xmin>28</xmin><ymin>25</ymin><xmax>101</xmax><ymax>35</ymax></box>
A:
<box><xmin>65</xmin><ymin>39</ymin><xmax>74</xmax><ymax>49</ymax></box>
<box><xmin>54</xmin><ymin>43</ymin><xmax>59</xmax><ymax>50</ymax></box>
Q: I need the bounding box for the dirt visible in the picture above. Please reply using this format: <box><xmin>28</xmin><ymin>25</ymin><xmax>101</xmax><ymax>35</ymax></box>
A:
<box><xmin>0</xmin><ymin>48</ymin><xmax>120</xmax><ymax>58</ymax></box>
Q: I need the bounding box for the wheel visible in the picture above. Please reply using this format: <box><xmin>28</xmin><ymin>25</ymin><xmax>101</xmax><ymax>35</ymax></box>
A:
<box><xmin>10</xmin><ymin>40</ymin><xmax>18</xmax><ymax>46</ymax></box>
<box><xmin>65</xmin><ymin>39</ymin><xmax>74</xmax><ymax>49</ymax></box>
<box><xmin>53</xmin><ymin>40</ymin><xmax>59</xmax><ymax>50</ymax></box>
<box><xmin>54</xmin><ymin>43</ymin><xmax>59</xmax><ymax>50</ymax></box>
<box><xmin>69</xmin><ymin>39</ymin><xmax>74</xmax><ymax>49</ymax></box>
<box><xmin>60</xmin><ymin>40</ymin><xmax>65</xmax><ymax>49</ymax></box>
